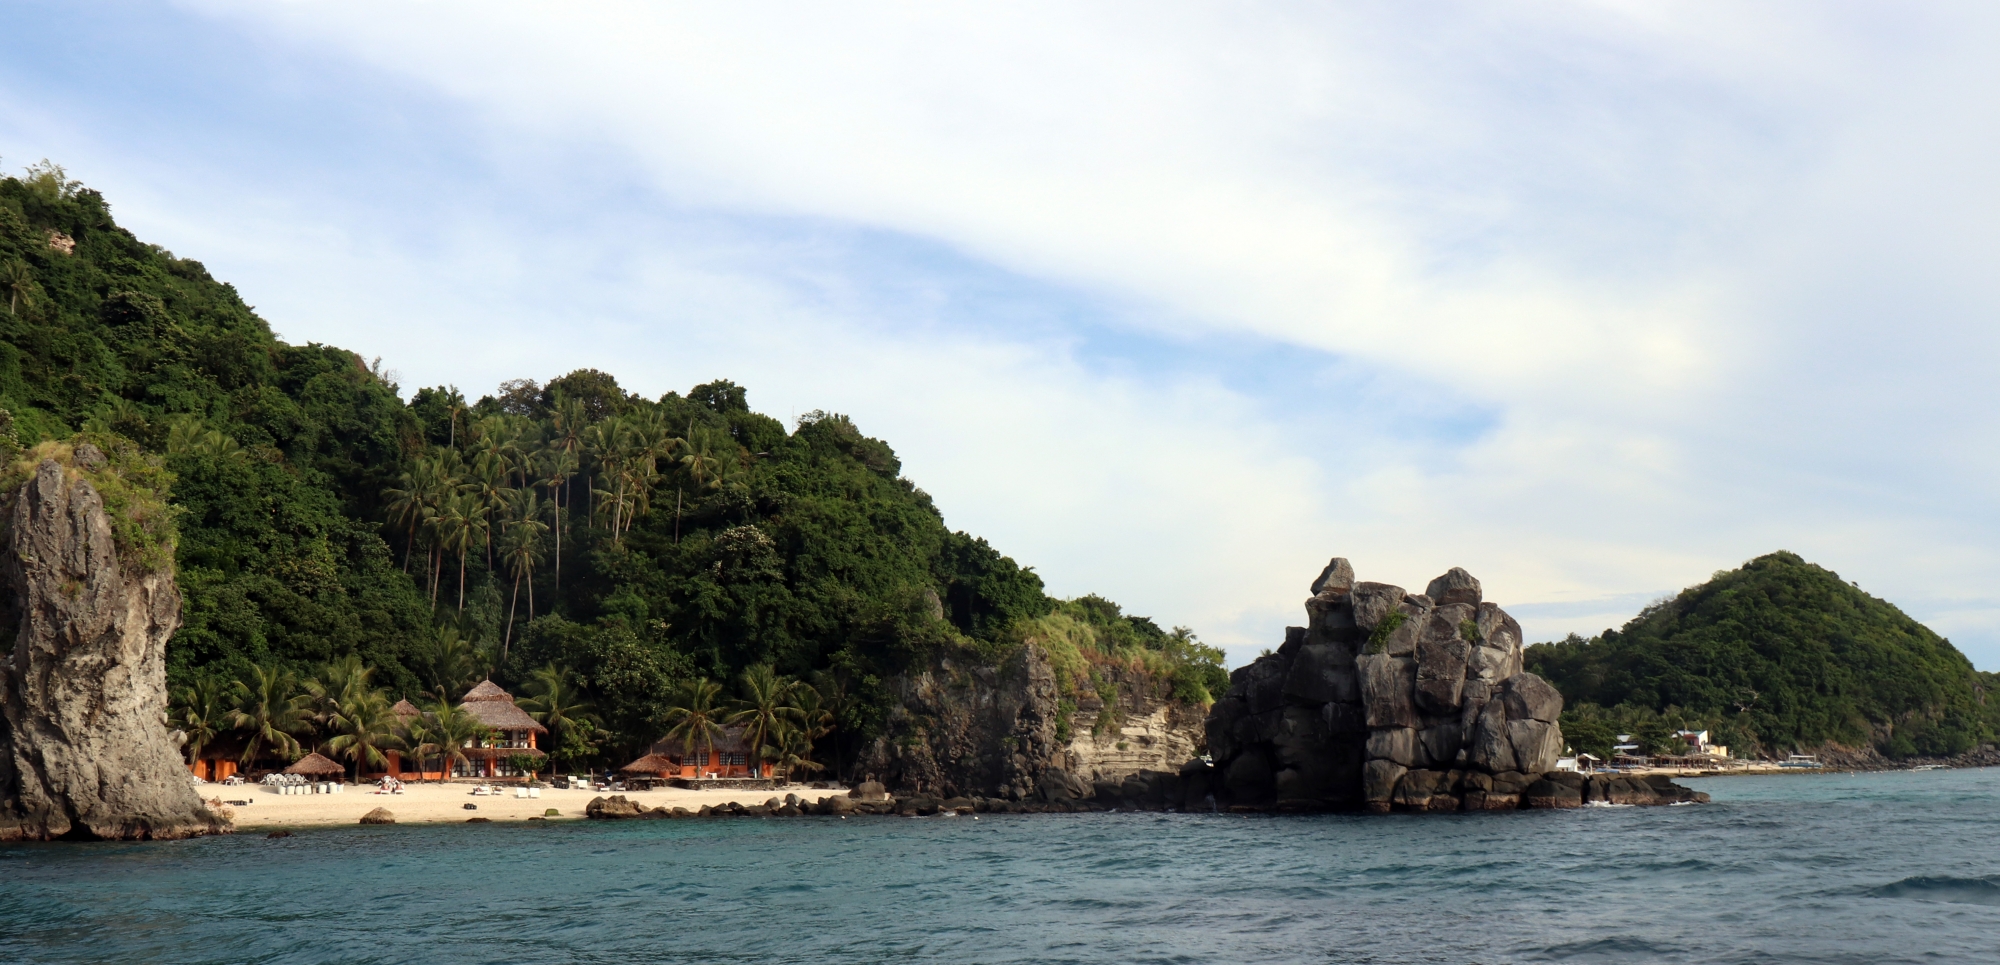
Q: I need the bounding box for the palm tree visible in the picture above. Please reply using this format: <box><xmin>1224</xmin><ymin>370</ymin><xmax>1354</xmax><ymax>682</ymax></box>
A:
<box><xmin>812</xmin><ymin>670</ymin><xmax>853</xmax><ymax>778</ymax></box>
<box><xmin>499</xmin><ymin>492</ymin><xmax>549</xmax><ymax>660</ymax></box>
<box><xmin>425</xmin><ymin>700</ymin><xmax>490</xmax><ymax>782</ymax></box>
<box><xmin>546</xmin><ymin>394</ymin><xmax>588</xmax><ymax>554</ymax></box>
<box><xmin>466</xmin><ymin>451</ymin><xmax>509</xmax><ymax>570</ymax></box>
<box><xmin>582</xmin><ymin>418</ymin><xmax>618</xmax><ymax>535</ymax></box>
<box><xmin>428</xmin><ymin>490</ymin><xmax>485</xmax><ymax>611</ymax></box>
<box><xmin>382</xmin><ymin>456</ymin><xmax>446</xmax><ymax>573</ymax></box>
<box><xmin>400</xmin><ymin>711</ymin><xmax>442</xmax><ymax>780</ymax></box>
<box><xmin>326</xmin><ymin>689</ymin><xmax>402</xmax><ymax>783</ymax></box>
<box><xmin>792</xmin><ymin>682</ymin><xmax>835</xmax><ymax>746</ymax></box>
<box><xmin>165</xmin><ymin>417</ymin><xmax>247</xmax><ymax>463</ymax></box>
<box><xmin>441</xmin><ymin>387</ymin><xmax>468</xmax><ymax>449</ymax></box>
<box><xmin>3</xmin><ymin>260</ymin><xmax>34</xmax><ymax>316</ymax></box>
<box><xmin>517</xmin><ymin>665</ymin><xmax>600</xmax><ymax>775</ymax></box>
<box><xmin>535</xmin><ymin>448</ymin><xmax>578</xmax><ymax>590</ymax></box>
<box><xmin>300</xmin><ymin>654</ymin><xmax>373</xmax><ymax>749</ymax></box>
<box><xmin>171</xmin><ymin>677</ymin><xmax>230</xmax><ymax>768</ymax></box>
<box><xmin>727</xmin><ymin>664</ymin><xmax>798</xmax><ymax>779</ymax></box>
<box><xmin>661</xmin><ymin>678</ymin><xmax>728</xmax><ymax>774</ymax></box>
<box><xmin>227</xmin><ymin>664</ymin><xmax>310</xmax><ymax>770</ymax></box>
<box><xmin>414</xmin><ymin>626</ymin><xmax>484</xmax><ymax>702</ymax></box>
<box><xmin>771</xmin><ymin>722</ymin><xmax>825</xmax><ymax>782</ymax></box>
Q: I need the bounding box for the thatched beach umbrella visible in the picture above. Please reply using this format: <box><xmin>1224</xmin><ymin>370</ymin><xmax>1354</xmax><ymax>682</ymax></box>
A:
<box><xmin>284</xmin><ymin>752</ymin><xmax>346</xmax><ymax>779</ymax></box>
<box><xmin>619</xmin><ymin>754</ymin><xmax>678</xmax><ymax>777</ymax></box>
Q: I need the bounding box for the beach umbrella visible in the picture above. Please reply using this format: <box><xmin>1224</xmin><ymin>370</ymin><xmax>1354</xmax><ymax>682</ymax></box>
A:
<box><xmin>283</xmin><ymin>752</ymin><xmax>346</xmax><ymax>778</ymax></box>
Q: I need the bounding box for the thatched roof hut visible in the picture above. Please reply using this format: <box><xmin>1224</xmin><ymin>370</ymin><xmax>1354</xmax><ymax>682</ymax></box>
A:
<box><xmin>390</xmin><ymin>699</ymin><xmax>423</xmax><ymax>720</ymax></box>
<box><xmin>644</xmin><ymin>725</ymin><xmax>751</xmax><ymax>758</ymax></box>
<box><xmin>459</xmin><ymin>680</ymin><xmax>548</xmax><ymax>733</ymax></box>
<box><xmin>619</xmin><ymin>753</ymin><xmax>680</xmax><ymax>776</ymax></box>
<box><xmin>284</xmin><ymin>752</ymin><xmax>345</xmax><ymax>777</ymax></box>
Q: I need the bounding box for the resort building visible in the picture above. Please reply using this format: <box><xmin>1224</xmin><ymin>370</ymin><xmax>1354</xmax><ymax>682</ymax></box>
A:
<box><xmin>1673</xmin><ymin>729</ymin><xmax>1729</xmax><ymax>759</ymax></box>
<box><xmin>620</xmin><ymin>725</ymin><xmax>755</xmax><ymax>781</ymax></box>
<box><xmin>370</xmin><ymin>684</ymin><xmax>547</xmax><ymax>781</ymax></box>
<box><xmin>380</xmin><ymin>699</ymin><xmax>426</xmax><ymax>778</ymax></box>
<box><xmin>455</xmin><ymin>680</ymin><xmax>548</xmax><ymax>779</ymax></box>
<box><xmin>187</xmin><ymin>733</ymin><xmax>247</xmax><ymax>782</ymax></box>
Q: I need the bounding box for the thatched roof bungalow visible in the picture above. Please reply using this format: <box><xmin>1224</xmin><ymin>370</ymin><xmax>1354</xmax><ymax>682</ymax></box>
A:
<box><xmin>284</xmin><ymin>752</ymin><xmax>346</xmax><ymax>777</ymax></box>
<box><xmin>453</xmin><ymin>680</ymin><xmax>547</xmax><ymax>779</ymax></box>
<box><xmin>637</xmin><ymin>726</ymin><xmax>755</xmax><ymax>780</ymax></box>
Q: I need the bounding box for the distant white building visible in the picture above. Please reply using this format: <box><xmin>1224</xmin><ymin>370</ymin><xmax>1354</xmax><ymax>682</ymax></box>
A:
<box><xmin>1673</xmin><ymin>729</ymin><xmax>1730</xmax><ymax>759</ymax></box>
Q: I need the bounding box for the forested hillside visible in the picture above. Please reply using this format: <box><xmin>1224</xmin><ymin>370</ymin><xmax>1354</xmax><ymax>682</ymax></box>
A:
<box><xmin>0</xmin><ymin>163</ymin><xmax>1225</xmax><ymax>774</ymax></box>
<box><xmin>1527</xmin><ymin>551</ymin><xmax>2000</xmax><ymax>760</ymax></box>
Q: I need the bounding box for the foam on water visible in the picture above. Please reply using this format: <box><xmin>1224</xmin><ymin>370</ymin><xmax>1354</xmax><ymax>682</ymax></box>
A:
<box><xmin>3</xmin><ymin>769</ymin><xmax>2000</xmax><ymax>964</ymax></box>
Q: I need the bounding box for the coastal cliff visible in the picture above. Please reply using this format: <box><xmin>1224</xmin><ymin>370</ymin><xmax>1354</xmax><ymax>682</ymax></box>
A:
<box><xmin>1061</xmin><ymin>663</ymin><xmax>1207</xmax><ymax>785</ymax></box>
<box><xmin>0</xmin><ymin>445</ymin><xmax>227</xmax><ymax>840</ymax></box>
<box><xmin>851</xmin><ymin>643</ymin><xmax>1207</xmax><ymax>800</ymax></box>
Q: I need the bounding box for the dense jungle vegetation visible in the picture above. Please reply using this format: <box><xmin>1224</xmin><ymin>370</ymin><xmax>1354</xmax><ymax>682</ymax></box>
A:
<box><xmin>0</xmin><ymin>163</ymin><xmax>1227</xmax><ymax>776</ymax></box>
<box><xmin>1527</xmin><ymin>551</ymin><xmax>2000</xmax><ymax>760</ymax></box>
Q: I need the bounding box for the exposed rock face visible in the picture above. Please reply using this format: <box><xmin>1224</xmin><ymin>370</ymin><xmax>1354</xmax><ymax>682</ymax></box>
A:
<box><xmin>851</xmin><ymin>643</ymin><xmax>1206</xmax><ymax>801</ymax></box>
<box><xmin>851</xmin><ymin>643</ymin><xmax>1071</xmax><ymax>800</ymax></box>
<box><xmin>0</xmin><ymin>457</ymin><xmax>227</xmax><ymax>840</ymax></box>
<box><xmin>1061</xmin><ymin>663</ymin><xmax>1207</xmax><ymax>785</ymax></box>
<box><xmin>1204</xmin><ymin>557</ymin><xmax>1574</xmax><ymax>813</ymax></box>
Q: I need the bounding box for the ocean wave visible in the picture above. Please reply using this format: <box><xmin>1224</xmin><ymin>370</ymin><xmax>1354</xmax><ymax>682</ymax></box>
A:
<box><xmin>1866</xmin><ymin>875</ymin><xmax>2000</xmax><ymax>906</ymax></box>
<box><xmin>1527</xmin><ymin>936</ymin><xmax>1678</xmax><ymax>960</ymax></box>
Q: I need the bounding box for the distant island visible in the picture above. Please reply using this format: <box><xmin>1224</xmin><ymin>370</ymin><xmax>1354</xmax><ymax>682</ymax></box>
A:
<box><xmin>1528</xmin><ymin>551</ymin><xmax>2000</xmax><ymax>765</ymax></box>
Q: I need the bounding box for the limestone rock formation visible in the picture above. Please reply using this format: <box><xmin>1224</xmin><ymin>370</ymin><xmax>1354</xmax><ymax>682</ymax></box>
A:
<box><xmin>1060</xmin><ymin>663</ymin><xmax>1207</xmax><ymax>788</ymax></box>
<box><xmin>1204</xmin><ymin>558</ymin><xmax>1574</xmax><ymax>812</ymax></box>
<box><xmin>850</xmin><ymin>642</ymin><xmax>1207</xmax><ymax>801</ymax></box>
<box><xmin>0</xmin><ymin>454</ymin><xmax>228</xmax><ymax>840</ymax></box>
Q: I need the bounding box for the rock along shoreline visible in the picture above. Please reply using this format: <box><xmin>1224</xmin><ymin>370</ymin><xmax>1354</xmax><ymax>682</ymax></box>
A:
<box><xmin>584</xmin><ymin>770</ymin><xmax>1709</xmax><ymax>821</ymax></box>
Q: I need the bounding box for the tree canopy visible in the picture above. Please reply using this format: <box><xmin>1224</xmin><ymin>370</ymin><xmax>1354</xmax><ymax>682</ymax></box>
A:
<box><xmin>0</xmin><ymin>163</ymin><xmax>1224</xmax><ymax>769</ymax></box>
<box><xmin>1526</xmin><ymin>551</ymin><xmax>2000</xmax><ymax>759</ymax></box>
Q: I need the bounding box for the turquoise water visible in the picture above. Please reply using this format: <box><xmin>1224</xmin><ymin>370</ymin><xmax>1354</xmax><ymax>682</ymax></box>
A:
<box><xmin>5</xmin><ymin>769</ymin><xmax>2000</xmax><ymax>964</ymax></box>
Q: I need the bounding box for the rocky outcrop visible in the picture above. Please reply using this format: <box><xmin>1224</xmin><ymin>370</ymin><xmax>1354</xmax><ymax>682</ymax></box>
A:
<box><xmin>850</xmin><ymin>643</ymin><xmax>1207</xmax><ymax>801</ymax></box>
<box><xmin>850</xmin><ymin>643</ymin><xmax>1071</xmax><ymax>800</ymax></box>
<box><xmin>0</xmin><ymin>452</ymin><xmax>228</xmax><ymax>840</ymax></box>
<box><xmin>1061</xmin><ymin>664</ymin><xmax>1207</xmax><ymax>786</ymax></box>
<box><xmin>1205</xmin><ymin>558</ymin><xmax>1582</xmax><ymax>813</ymax></box>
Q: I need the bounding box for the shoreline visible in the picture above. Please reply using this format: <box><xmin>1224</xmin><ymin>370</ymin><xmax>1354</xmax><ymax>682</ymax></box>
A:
<box><xmin>1603</xmin><ymin>759</ymin><xmax>1994</xmax><ymax>779</ymax></box>
<box><xmin>202</xmin><ymin>782</ymin><xmax>835</xmax><ymax>829</ymax></box>
<box><xmin>200</xmin><ymin>761</ymin><xmax>1996</xmax><ymax>831</ymax></box>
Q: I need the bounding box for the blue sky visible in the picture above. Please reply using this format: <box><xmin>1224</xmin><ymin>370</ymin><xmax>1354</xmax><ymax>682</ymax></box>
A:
<box><xmin>7</xmin><ymin>1</ymin><xmax>2000</xmax><ymax>669</ymax></box>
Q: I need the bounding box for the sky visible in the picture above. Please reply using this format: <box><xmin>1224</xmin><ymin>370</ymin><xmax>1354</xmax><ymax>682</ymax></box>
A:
<box><xmin>5</xmin><ymin>2</ymin><xmax>2000</xmax><ymax>669</ymax></box>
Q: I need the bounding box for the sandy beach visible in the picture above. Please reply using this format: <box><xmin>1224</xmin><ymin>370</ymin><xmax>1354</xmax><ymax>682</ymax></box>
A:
<box><xmin>204</xmin><ymin>782</ymin><xmax>833</xmax><ymax>829</ymax></box>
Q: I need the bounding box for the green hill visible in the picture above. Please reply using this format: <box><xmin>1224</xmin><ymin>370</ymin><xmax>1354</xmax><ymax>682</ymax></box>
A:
<box><xmin>1526</xmin><ymin>551</ymin><xmax>2000</xmax><ymax>760</ymax></box>
<box><xmin>0</xmin><ymin>162</ymin><xmax>1224</xmax><ymax>769</ymax></box>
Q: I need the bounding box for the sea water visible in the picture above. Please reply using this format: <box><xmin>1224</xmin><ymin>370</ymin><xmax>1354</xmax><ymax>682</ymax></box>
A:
<box><xmin>4</xmin><ymin>768</ymin><xmax>2000</xmax><ymax>964</ymax></box>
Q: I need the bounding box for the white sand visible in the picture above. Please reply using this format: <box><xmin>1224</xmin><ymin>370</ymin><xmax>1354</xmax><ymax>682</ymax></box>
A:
<box><xmin>204</xmin><ymin>782</ymin><xmax>826</xmax><ymax>829</ymax></box>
